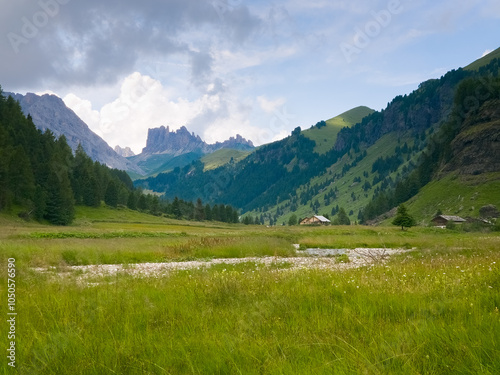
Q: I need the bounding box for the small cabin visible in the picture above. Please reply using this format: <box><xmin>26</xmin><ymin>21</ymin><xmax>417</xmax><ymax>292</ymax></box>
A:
<box><xmin>432</xmin><ymin>215</ymin><xmax>466</xmax><ymax>227</ymax></box>
<box><xmin>300</xmin><ymin>215</ymin><xmax>331</xmax><ymax>225</ymax></box>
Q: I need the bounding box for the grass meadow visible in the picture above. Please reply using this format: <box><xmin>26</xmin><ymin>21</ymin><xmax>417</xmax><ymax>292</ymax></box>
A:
<box><xmin>0</xmin><ymin>210</ymin><xmax>499</xmax><ymax>374</ymax></box>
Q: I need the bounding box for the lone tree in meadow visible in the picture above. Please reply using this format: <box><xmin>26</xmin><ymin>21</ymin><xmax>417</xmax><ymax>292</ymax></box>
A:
<box><xmin>335</xmin><ymin>207</ymin><xmax>351</xmax><ymax>225</ymax></box>
<box><xmin>392</xmin><ymin>204</ymin><xmax>416</xmax><ymax>230</ymax></box>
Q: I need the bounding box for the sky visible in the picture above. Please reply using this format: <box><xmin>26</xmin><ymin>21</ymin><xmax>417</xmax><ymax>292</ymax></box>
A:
<box><xmin>1</xmin><ymin>0</ymin><xmax>499</xmax><ymax>154</ymax></box>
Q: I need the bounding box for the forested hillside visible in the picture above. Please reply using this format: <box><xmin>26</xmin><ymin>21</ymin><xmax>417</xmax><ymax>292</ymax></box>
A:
<box><xmin>0</xmin><ymin>87</ymin><xmax>239</xmax><ymax>225</ymax></box>
<box><xmin>363</xmin><ymin>75</ymin><xmax>500</xmax><ymax>222</ymax></box>
<box><xmin>137</xmin><ymin>126</ymin><xmax>345</xmax><ymax>212</ymax></box>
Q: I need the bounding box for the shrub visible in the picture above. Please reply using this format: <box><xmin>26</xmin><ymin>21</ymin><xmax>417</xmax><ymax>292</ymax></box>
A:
<box><xmin>446</xmin><ymin>220</ymin><xmax>457</xmax><ymax>230</ymax></box>
<box><xmin>493</xmin><ymin>219</ymin><xmax>500</xmax><ymax>232</ymax></box>
<box><xmin>335</xmin><ymin>253</ymin><xmax>350</xmax><ymax>263</ymax></box>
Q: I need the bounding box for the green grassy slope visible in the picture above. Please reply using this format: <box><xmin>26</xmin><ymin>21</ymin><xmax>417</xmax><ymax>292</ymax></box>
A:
<box><xmin>464</xmin><ymin>46</ymin><xmax>500</xmax><ymax>71</ymax></box>
<box><xmin>129</xmin><ymin>148</ymin><xmax>254</xmax><ymax>179</ymax></box>
<box><xmin>128</xmin><ymin>152</ymin><xmax>203</xmax><ymax>179</ymax></box>
<box><xmin>303</xmin><ymin>106</ymin><xmax>374</xmax><ymax>154</ymax></box>
<box><xmin>201</xmin><ymin>148</ymin><xmax>252</xmax><ymax>171</ymax></box>
<box><xmin>247</xmin><ymin>129</ymin><xmax>428</xmax><ymax>225</ymax></box>
<box><xmin>404</xmin><ymin>173</ymin><xmax>500</xmax><ymax>224</ymax></box>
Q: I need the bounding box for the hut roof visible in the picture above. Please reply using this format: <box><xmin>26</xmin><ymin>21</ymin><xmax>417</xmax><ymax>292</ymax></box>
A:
<box><xmin>434</xmin><ymin>215</ymin><xmax>466</xmax><ymax>223</ymax></box>
<box><xmin>314</xmin><ymin>215</ymin><xmax>331</xmax><ymax>223</ymax></box>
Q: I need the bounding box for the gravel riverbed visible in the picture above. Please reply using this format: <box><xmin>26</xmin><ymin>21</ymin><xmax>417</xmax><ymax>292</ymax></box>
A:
<box><xmin>33</xmin><ymin>248</ymin><xmax>410</xmax><ymax>283</ymax></box>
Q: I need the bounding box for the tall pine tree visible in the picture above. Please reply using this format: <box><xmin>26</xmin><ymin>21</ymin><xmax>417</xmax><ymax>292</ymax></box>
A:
<box><xmin>104</xmin><ymin>180</ymin><xmax>118</xmax><ymax>207</ymax></box>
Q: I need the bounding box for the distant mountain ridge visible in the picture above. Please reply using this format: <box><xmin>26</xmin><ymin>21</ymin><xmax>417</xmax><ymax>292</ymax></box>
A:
<box><xmin>142</xmin><ymin>125</ymin><xmax>254</xmax><ymax>156</ymax></box>
<box><xmin>114</xmin><ymin>145</ymin><xmax>135</xmax><ymax>157</ymax></box>
<box><xmin>126</xmin><ymin>125</ymin><xmax>255</xmax><ymax>178</ymax></box>
<box><xmin>6</xmin><ymin>92</ymin><xmax>144</xmax><ymax>175</ymax></box>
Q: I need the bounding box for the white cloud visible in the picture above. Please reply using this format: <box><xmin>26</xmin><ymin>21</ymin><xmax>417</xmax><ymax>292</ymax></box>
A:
<box><xmin>213</xmin><ymin>46</ymin><xmax>298</xmax><ymax>75</ymax></box>
<box><xmin>482</xmin><ymin>49</ymin><xmax>493</xmax><ymax>57</ymax></box>
<box><xmin>63</xmin><ymin>72</ymin><xmax>282</xmax><ymax>154</ymax></box>
<box><xmin>257</xmin><ymin>96</ymin><xmax>286</xmax><ymax>113</ymax></box>
<box><xmin>35</xmin><ymin>90</ymin><xmax>58</xmax><ymax>96</ymax></box>
<box><xmin>270</xmin><ymin>129</ymin><xmax>290</xmax><ymax>142</ymax></box>
<box><xmin>63</xmin><ymin>94</ymin><xmax>100</xmax><ymax>130</ymax></box>
<box><xmin>64</xmin><ymin>73</ymin><xmax>203</xmax><ymax>154</ymax></box>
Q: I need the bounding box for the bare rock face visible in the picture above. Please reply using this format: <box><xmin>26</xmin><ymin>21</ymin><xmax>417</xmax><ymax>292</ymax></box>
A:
<box><xmin>334</xmin><ymin>78</ymin><xmax>455</xmax><ymax>152</ymax></box>
<box><xmin>142</xmin><ymin>125</ymin><xmax>254</xmax><ymax>156</ymax></box>
<box><xmin>6</xmin><ymin>92</ymin><xmax>144</xmax><ymax>175</ymax></box>
<box><xmin>114</xmin><ymin>145</ymin><xmax>136</xmax><ymax>157</ymax></box>
<box><xmin>445</xmin><ymin>99</ymin><xmax>500</xmax><ymax>175</ymax></box>
<box><xmin>143</xmin><ymin>126</ymin><xmax>205</xmax><ymax>155</ymax></box>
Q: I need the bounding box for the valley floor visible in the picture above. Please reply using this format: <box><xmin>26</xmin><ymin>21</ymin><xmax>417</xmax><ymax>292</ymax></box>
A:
<box><xmin>0</xmin><ymin>211</ymin><xmax>499</xmax><ymax>374</ymax></box>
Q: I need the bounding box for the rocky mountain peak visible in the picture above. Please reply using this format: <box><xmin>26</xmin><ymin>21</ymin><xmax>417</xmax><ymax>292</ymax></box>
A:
<box><xmin>114</xmin><ymin>145</ymin><xmax>136</xmax><ymax>157</ymax></box>
<box><xmin>214</xmin><ymin>134</ymin><xmax>254</xmax><ymax>149</ymax></box>
<box><xmin>142</xmin><ymin>125</ymin><xmax>254</xmax><ymax>156</ymax></box>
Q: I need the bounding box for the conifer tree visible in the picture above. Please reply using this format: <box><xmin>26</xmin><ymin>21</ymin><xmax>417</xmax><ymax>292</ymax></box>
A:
<box><xmin>127</xmin><ymin>190</ymin><xmax>138</xmax><ymax>210</ymax></box>
<box><xmin>8</xmin><ymin>145</ymin><xmax>35</xmax><ymax>205</ymax></box>
<box><xmin>232</xmin><ymin>210</ymin><xmax>239</xmax><ymax>224</ymax></box>
<box><xmin>149</xmin><ymin>195</ymin><xmax>160</xmax><ymax>215</ymax></box>
<box><xmin>218</xmin><ymin>204</ymin><xmax>227</xmax><ymax>222</ymax></box>
<box><xmin>172</xmin><ymin>197</ymin><xmax>182</xmax><ymax>219</ymax></box>
<box><xmin>212</xmin><ymin>204</ymin><xmax>220</xmax><ymax>221</ymax></box>
<box><xmin>336</xmin><ymin>207</ymin><xmax>351</xmax><ymax>225</ymax></box>
<box><xmin>33</xmin><ymin>185</ymin><xmax>47</xmax><ymax>221</ymax></box>
<box><xmin>226</xmin><ymin>205</ymin><xmax>234</xmax><ymax>223</ymax></box>
<box><xmin>392</xmin><ymin>204</ymin><xmax>416</xmax><ymax>230</ymax></box>
<box><xmin>83</xmin><ymin>176</ymin><xmax>100</xmax><ymax>207</ymax></box>
<box><xmin>104</xmin><ymin>180</ymin><xmax>118</xmax><ymax>207</ymax></box>
<box><xmin>42</xmin><ymin>136</ymin><xmax>75</xmax><ymax>225</ymax></box>
<box><xmin>137</xmin><ymin>194</ymin><xmax>148</xmax><ymax>211</ymax></box>
<box><xmin>204</xmin><ymin>204</ymin><xmax>212</xmax><ymax>221</ymax></box>
<box><xmin>44</xmin><ymin>167</ymin><xmax>75</xmax><ymax>225</ymax></box>
<box><xmin>195</xmin><ymin>198</ymin><xmax>205</xmax><ymax>221</ymax></box>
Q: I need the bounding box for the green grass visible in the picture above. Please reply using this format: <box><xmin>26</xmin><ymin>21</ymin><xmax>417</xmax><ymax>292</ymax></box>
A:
<box><xmin>128</xmin><ymin>152</ymin><xmax>203</xmax><ymax>179</ymax></box>
<box><xmin>201</xmin><ymin>149</ymin><xmax>252</xmax><ymax>171</ymax></box>
<box><xmin>406</xmin><ymin>172</ymin><xmax>500</xmax><ymax>223</ymax></box>
<box><xmin>464</xmin><ymin>46</ymin><xmax>500</xmax><ymax>71</ymax></box>
<box><xmin>74</xmin><ymin>205</ymin><xmax>169</xmax><ymax>224</ymax></box>
<box><xmin>1</xmin><ymin>214</ymin><xmax>499</xmax><ymax>374</ymax></box>
<box><xmin>1</xmin><ymin>236</ymin><xmax>295</xmax><ymax>267</ymax></box>
<box><xmin>303</xmin><ymin>106</ymin><xmax>374</xmax><ymax>154</ymax></box>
